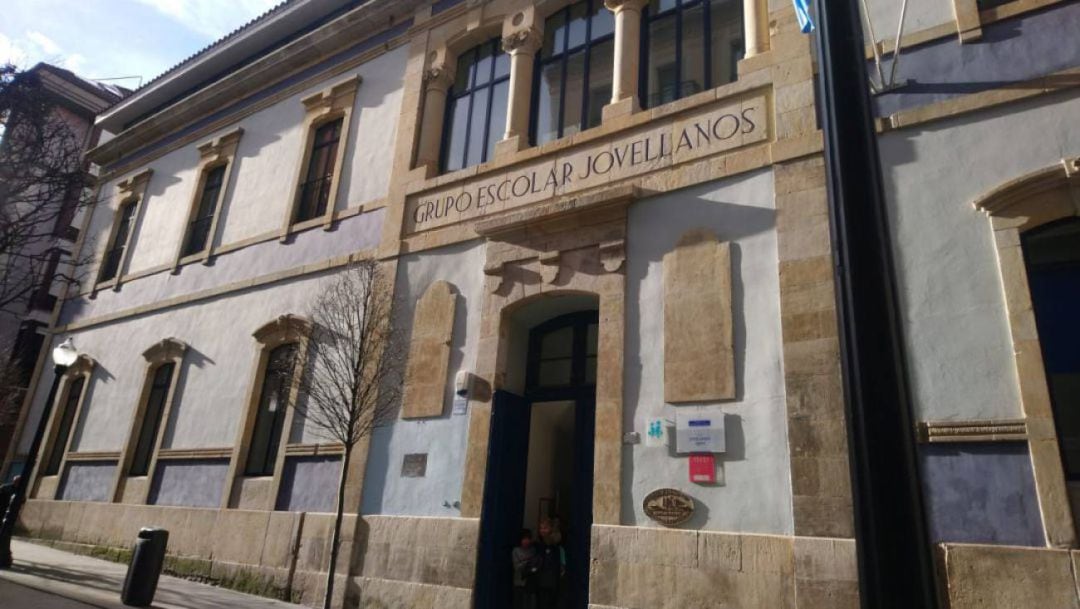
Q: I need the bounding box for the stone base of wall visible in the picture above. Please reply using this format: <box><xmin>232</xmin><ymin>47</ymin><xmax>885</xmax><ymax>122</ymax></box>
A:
<box><xmin>590</xmin><ymin>525</ymin><xmax>859</xmax><ymax>609</ymax></box>
<box><xmin>940</xmin><ymin>543</ymin><xmax>1080</xmax><ymax>609</ymax></box>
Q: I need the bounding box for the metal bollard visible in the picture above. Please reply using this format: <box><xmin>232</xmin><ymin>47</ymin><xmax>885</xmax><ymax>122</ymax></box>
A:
<box><xmin>121</xmin><ymin>527</ymin><xmax>169</xmax><ymax>607</ymax></box>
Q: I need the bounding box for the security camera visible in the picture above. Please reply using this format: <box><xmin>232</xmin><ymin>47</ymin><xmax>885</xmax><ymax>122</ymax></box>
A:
<box><xmin>455</xmin><ymin>371</ymin><xmax>474</xmax><ymax>397</ymax></box>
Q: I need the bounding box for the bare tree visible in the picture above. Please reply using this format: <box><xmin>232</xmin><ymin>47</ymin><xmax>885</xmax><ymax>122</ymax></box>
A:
<box><xmin>0</xmin><ymin>64</ymin><xmax>94</xmax><ymax>320</ymax></box>
<box><xmin>286</xmin><ymin>260</ymin><xmax>404</xmax><ymax>609</ymax></box>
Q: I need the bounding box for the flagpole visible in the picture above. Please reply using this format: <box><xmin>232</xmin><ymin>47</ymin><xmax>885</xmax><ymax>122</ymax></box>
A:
<box><xmin>808</xmin><ymin>0</ymin><xmax>939</xmax><ymax>607</ymax></box>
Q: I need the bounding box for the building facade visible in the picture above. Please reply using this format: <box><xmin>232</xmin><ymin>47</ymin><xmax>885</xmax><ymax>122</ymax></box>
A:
<box><xmin>0</xmin><ymin>63</ymin><xmax>125</xmax><ymax>464</ymax></box>
<box><xmin>3</xmin><ymin>0</ymin><xmax>1079</xmax><ymax>607</ymax></box>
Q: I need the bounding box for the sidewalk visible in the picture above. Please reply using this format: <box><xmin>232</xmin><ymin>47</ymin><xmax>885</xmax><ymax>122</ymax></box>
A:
<box><xmin>0</xmin><ymin>539</ymin><xmax>305</xmax><ymax>609</ymax></box>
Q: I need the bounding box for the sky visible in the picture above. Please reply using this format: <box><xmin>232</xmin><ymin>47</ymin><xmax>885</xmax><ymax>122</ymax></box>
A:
<box><xmin>0</xmin><ymin>0</ymin><xmax>282</xmax><ymax>89</ymax></box>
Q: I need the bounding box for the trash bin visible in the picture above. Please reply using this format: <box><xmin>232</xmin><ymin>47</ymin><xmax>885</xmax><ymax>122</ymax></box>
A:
<box><xmin>121</xmin><ymin>527</ymin><xmax>169</xmax><ymax>607</ymax></box>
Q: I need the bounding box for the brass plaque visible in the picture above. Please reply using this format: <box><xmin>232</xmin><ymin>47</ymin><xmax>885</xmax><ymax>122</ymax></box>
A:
<box><xmin>642</xmin><ymin>488</ymin><xmax>695</xmax><ymax>527</ymax></box>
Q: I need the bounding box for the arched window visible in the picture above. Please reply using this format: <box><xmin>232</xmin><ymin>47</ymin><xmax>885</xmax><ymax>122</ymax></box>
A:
<box><xmin>441</xmin><ymin>39</ymin><xmax>511</xmax><ymax>172</ymax></box>
<box><xmin>1022</xmin><ymin>219</ymin><xmax>1080</xmax><ymax>478</ymax></box>
<box><xmin>641</xmin><ymin>0</ymin><xmax>743</xmax><ymax>108</ymax></box>
<box><xmin>245</xmin><ymin>342</ymin><xmax>299</xmax><ymax>476</ymax></box>
<box><xmin>533</xmin><ymin>0</ymin><xmax>615</xmax><ymax>145</ymax></box>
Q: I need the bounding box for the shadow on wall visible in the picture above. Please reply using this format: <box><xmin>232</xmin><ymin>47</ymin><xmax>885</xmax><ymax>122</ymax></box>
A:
<box><xmin>621</xmin><ymin>173</ymin><xmax>776</xmax><ymax>524</ymax></box>
<box><xmin>213</xmin><ymin>125</ymin><xmax>283</xmax><ymax>248</ymax></box>
<box><xmin>68</xmin><ymin>365</ymin><xmax>113</xmax><ymax>452</ymax></box>
<box><xmin>360</xmin><ymin>241</ymin><xmax>475</xmax><ymax>515</ymax></box>
<box><xmin>160</xmin><ymin>346</ymin><xmax>215</xmax><ymax>449</ymax></box>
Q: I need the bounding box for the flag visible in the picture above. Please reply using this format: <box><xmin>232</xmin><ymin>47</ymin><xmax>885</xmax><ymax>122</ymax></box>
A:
<box><xmin>793</xmin><ymin>0</ymin><xmax>814</xmax><ymax>33</ymax></box>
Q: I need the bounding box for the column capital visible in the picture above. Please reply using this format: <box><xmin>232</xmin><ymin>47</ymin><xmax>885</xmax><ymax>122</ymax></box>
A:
<box><xmin>423</xmin><ymin>63</ymin><xmax>456</xmax><ymax>92</ymax></box>
<box><xmin>604</xmin><ymin>0</ymin><xmax>649</xmax><ymax>14</ymax></box>
<box><xmin>501</xmin><ymin>27</ymin><xmax>542</xmax><ymax>56</ymax></box>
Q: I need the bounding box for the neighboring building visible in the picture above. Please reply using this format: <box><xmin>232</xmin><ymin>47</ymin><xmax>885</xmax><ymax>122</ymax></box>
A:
<box><xmin>0</xmin><ymin>63</ymin><xmax>127</xmax><ymax>468</ymax></box>
<box><xmin>1</xmin><ymin>0</ymin><xmax>1077</xmax><ymax>608</ymax></box>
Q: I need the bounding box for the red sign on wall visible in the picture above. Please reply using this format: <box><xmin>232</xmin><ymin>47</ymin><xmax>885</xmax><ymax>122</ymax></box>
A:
<box><xmin>689</xmin><ymin>453</ymin><xmax>716</xmax><ymax>484</ymax></box>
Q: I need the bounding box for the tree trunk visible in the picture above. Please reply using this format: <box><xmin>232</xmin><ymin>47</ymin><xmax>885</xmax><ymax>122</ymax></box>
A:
<box><xmin>323</xmin><ymin>445</ymin><xmax>351</xmax><ymax>609</ymax></box>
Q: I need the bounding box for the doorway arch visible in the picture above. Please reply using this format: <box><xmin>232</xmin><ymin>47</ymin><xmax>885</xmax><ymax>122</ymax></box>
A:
<box><xmin>474</xmin><ymin>295</ymin><xmax>600</xmax><ymax>609</ymax></box>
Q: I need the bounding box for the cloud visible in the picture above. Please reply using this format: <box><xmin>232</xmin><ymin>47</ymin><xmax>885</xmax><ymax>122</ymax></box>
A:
<box><xmin>134</xmin><ymin>0</ymin><xmax>281</xmax><ymax>40</ymax></box>
<box><xmin>25</xmin><ymin>31</ymin><xmax>61</xmax><ymax>56</ymax></box>
<box><xmin>0</xmin><ymin>30</ymin><xmax>85</xmax><ymax>73</ymax></box>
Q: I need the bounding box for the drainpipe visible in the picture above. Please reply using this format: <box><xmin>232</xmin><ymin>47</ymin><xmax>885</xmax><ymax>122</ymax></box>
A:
<box><xmin>812</xmin><ymin>1</ymin><xmax>939</xmax><ymax>607</ymax></box>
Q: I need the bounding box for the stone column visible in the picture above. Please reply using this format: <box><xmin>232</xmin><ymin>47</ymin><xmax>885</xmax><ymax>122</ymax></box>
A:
<box><xmin>603</xmin><ymin>0</ymin><xmax>648</xmax><ymax>122</ymax></box>
<box><xmin>415</xmin><ymin>62</ymin><xmax>455</xmax><ymax>171</ymax></box>
<box><xmin>496</xmin><ymin>28</ymin><xmax>542</xmax><ymax>158</ymax></box>
<box><xmin>743</xmin><ymin>0</ymin><xmax>769</xmax><ymax>57</ymax></box>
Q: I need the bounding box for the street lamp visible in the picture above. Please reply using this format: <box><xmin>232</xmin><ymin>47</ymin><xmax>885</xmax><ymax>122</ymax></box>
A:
<box><xmin>0</xmin><ymin>338</ymin><xmax>79</xmax><ymax>569</ymax></box>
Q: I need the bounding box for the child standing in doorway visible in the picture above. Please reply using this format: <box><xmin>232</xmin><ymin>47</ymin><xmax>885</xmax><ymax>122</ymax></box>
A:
<box><xmin>535</xmin><ymin>518</ymin><xmax>564</xmax><ymax>609</ymax></box>
<box><xmin>512</xmin><ymin>528</ymin><xmax>539</xmax><ymax>609</ymax></box>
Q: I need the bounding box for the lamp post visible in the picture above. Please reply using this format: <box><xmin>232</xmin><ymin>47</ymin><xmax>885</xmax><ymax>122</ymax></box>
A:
<box><xmin>0</xmin><ymin>338</ymin><xmax>79</xmax><ymax>569</ymax></box>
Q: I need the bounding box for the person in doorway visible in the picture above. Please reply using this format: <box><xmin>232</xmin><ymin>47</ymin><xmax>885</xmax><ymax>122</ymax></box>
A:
<box><xmin>0</xmin><ymin>475</ymin><xmax>21</xmax><ymax>517</ymax></box>
<box><xmin>535</xmin><ymin>518</ymin><xmax>565</xmax><ymax>609</ymax></box>
<box><xmin>512</xmin><ymin>528</ymin><xmax>539</xmax><ymax>609</ymax></box>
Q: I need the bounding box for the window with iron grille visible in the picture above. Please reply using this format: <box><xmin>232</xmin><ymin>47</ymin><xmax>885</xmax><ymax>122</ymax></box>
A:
<box><xmin>182</xmin><ymin>165</ymin><xmax>226</xmax><ymax>257</ymax></box>
<box><xmin>441</xmin><ymin>39</ymin><xmax>511</xmax><ymax>173</ymax></box>
<box><xmin>99</xmin><ymin>200</ymin><xmax>136</xmax><ymax>282</ymax></box>
<box><xmin>245</xmin><ymin>343</ymin><xmax>298</xmax><ymax>476</ymax></box>
<box><xmin>641</xmin><ymin>0</ymin><xmax>744</xmax><ymax>109</ymax></box>
<box><xmin>129</xmin><ymin>362</ymin><xmax>175</xmax><ymax>477</ymax></box>
<box><xmin>295</xmin><ymin>118</ymin><xmax>343</xmax><ymax>223</ymax></box>
<box><xmin>43</xmin><ymin>375</ymin><xmax>85</xmax><ymax>476</ymax></box>
<box><xmin>533</xmin><ymin>0</ymin><xmax>615</xmax><ymax>146</ymax></box>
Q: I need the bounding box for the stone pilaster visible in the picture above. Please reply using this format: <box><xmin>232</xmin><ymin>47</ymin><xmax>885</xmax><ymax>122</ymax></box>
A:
<box><xmin>495</xmin><ymin>26</ymin><xmax>542</xmax><ymax>158</ymax></box>
<box><xmin>743</xmin><ymin>0</ymin><xmax>769</xmax><ymax>57</ymax></box>
<box><xmin>415</xmin><ymin>61</ymin><xmax>456</xmax><ymax>171</ymax></box>
<box><xmin>602</xmin><ymin>0</ymin><xmax>648</xmax><ymax>122</ymax></box>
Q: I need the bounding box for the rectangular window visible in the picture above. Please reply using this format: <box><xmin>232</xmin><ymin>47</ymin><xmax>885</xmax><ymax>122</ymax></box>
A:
<box><xmin>533</xmin><ymin>0</ymin><xmax>616</xmax><ymax>146</ymax></box>
<box><xmin>44</xmin><ymin>376</ymin><xmax>85</xmax><ymax>476</ymax></box>
<box><xmin>129</xmin><ymin>363</ymin><xmax>175</xmax><ymax>477</ymax></box>
<box><xmin>441</xmin><ymin>39</ymin><xmax>511</xmax><ymax>172</ymax></box>
<box><xmin>11</xmin><ymin>321</ymin><xmax>45</xmax><ymax>388</ymax></box>
<box><xmin>29</xmin><ymin>248</ymin><xmax>62</xmax><ymax>312</ymax></box>
<box><xmin>295</xmin><ymin>118</ymin><xmax>343</xmax><ymax>223</ymax></box>
<box><xmin>245</xmin><ymin>343</ymin><xmax>297</xmax><ymax>476</ymax></box>
<box><xmin>642</xmin><ymin>0</ymin><xmax>744</xmax><ymax>109</ymax></box>
<box><xmin>182</xmin><ymin>165</ymin><xmax>226</xmax><ymax>257</ymax></box>
<box><xmin>99</xmin><ymin>201</ymin><xmax>136</xmax><ymax>282</ymax></box>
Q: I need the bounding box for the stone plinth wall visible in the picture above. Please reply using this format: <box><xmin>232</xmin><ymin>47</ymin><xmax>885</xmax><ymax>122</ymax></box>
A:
<box><xmin>350</xmin><ymin>515</ymin><xmax>476</xmax><ymax>609</ymax></box>
<box><xmin>589</xmin><ymin>525</ymin><xmax>859</xmax><ymax>609</ymax></box>
<box><xmin>941</xmin><ymin>543</ymin><xmax>1080</xmax><ymax>609</ymax></box>
<box><xmin>16</xmin><ymin>500</ymin><xmax>475</xmax><ymax>607</ymax></box>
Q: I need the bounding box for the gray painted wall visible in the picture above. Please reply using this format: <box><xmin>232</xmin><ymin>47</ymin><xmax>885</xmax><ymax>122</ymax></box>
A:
<box><xmin>58</xmin><ymin>461</ymin><xmax>115</xmax><ymax>503</ymax></box>
<box><xmin>362</xmin><ymin>240</ymin><xmax>487</xmax><ymax>517</ymax></box>
<box><xmin>624</xmin><ymin>169</ymin><xmax>792</xmax><ymax>534</ymax></box>
<box><xmin>880</xmin><ymin>90</ymin><xmax>1080</xmax><ymax>421</ymax></box>
<box><xmin>874</xmin><ymin>3</ymin><xmax>1080</xmax><ymax>117</ymax></box>
<box><xmin>148</xmin><ymin>459</ymin><xmax>229</xmax><ymax>508</ymax></box>
<box><xmin>276</xmin><ymin>455</ymin><xmax>341</xmax><ymax>513</ymax></box>
<box><xmin>920</xmin><ymin>443</ymin><xmax>1044</xmax><ymax>546</ymax></box>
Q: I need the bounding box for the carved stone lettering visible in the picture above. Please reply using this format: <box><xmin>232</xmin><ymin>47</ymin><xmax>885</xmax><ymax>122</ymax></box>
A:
<box><xmin>406</xmin><ymin>95</ymin><xmax>768</xmax><ymax>233</ymax></box>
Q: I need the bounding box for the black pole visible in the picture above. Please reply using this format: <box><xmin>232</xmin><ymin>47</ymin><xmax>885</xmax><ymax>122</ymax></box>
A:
<box><xmin>0</xmin><ymin>363</ymin><xmax>66</xmax><ymax>569</ymax></box>
<box><xmin>812</xmin><ymin>1</ymin><xmax>938</xmax><ymax>608</ymax></box>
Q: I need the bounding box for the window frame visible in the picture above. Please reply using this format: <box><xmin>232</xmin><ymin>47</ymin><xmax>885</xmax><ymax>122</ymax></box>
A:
<box><xmin>111</xmin><ymin>338</ymin><xmax>186</xmax><ymax>504</ymax></box>
<box><xmin>95</xmin><ymin>169</ymin><xmax>152</xmax><ymax>291</ymax></box>
<box><xmin>280</xmin><ymin>76</ymin><xmax>360</xmax><ymax>241</ymax></box>
<box><xmin>244</xmin><ymin>342</ymin><xmax>299</xmax><ymax>476</ymax></box>
<box><xmin>33</xmin><ymin>354</ymin><xmax>95</xmax><ymax>499</ymax></box>
<box><xmin>224</xmin><ymin>314</ymin><xmax>311</xmax><ymax>510</ymax></box>
<box><xmin>639</xmin><ymin>0</ymin><xmax>744</xmax><ymax>109</ymax></box>
<box><xmin>173</xmin><ymin>128</ymin><xmax>242</xmax><ymax>270</ymax></box>
<box><xmin>439</xmin><ymin>38</ymin><xmax>512</xmax><ymax>173</ymax></box>
<box><xmin>531</xmin><ymin>0</ymin><xmax>616</xmax><ymax>146</ymax></box>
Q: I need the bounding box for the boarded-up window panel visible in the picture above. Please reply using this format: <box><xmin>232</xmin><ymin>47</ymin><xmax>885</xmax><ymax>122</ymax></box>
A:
<box><xmin>402</xmin><ymin>281</ymin><xmax>457</xmax><ymax>418</ymax></box>
<box><xmin>663</xmin><ymin>229</ymin><xmax>734</xmax><ymax>402</ymax></box>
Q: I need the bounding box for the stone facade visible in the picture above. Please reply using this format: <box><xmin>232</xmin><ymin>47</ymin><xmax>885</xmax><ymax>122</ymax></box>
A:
<box><xmin>4</xmin><ymin>0</ymin><xmax>1080</xmax><ymax>607</ymax></box>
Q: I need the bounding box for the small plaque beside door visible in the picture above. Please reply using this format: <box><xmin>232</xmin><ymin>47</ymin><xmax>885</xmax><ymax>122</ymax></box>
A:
<box><xmin>642</xmin><ymin>488</ymin><xmax>695</xmax><ymax>527</ymax></box>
